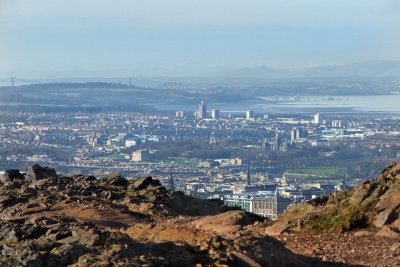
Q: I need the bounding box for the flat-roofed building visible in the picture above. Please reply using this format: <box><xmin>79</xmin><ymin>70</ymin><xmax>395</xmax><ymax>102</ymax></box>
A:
<box><xmin>132</xmin><ymin>149</ymin><xmax>150</xmax><ymax>162</ymax></box>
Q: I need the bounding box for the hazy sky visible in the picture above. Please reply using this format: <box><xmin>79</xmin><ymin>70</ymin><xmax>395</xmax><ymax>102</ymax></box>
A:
<box><xmin>0</xmin><ymin>0</ymin><xmax>399</xmax><ymax>77</ymax></box>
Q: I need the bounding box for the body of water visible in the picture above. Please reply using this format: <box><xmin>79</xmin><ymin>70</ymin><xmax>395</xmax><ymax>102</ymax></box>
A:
<box><xmin>155</xmin><ymin>95</ymin><xmax>400</xmax><ymax>118</ymax></box>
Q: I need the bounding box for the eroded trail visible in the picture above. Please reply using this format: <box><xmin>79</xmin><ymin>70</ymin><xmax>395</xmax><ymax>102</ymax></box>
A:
<box><xmin>276</xmin><ymin>233</ymin><xmax>400</xmax><ymax>267</ymax></box>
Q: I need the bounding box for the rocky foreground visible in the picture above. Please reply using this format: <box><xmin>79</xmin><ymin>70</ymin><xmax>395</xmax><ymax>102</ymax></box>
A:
<box><xmin>0</xmin><ymin>165</ymin><xmax>336</xmax><ymax>267</ymax></box>
<box><xmin>266</xmin><ymin>161</ymin><xmax>400</xmax><ymax>236</ymax></box>
<box><xmin>266</xmin><ymin>161</ymin><xmax>400</xmax><ymax>266</ymax></box>
<box><xmin>1</xmin><ymin>163</ymin><xmax>400</xmax><ymax>266</ymax></box>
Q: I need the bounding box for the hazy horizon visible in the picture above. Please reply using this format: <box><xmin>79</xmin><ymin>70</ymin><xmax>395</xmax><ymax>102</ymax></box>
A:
<box><xmin>1</xmin><ymin>0</ymin><xmax>400</xmax><ymax>78</ymax></box>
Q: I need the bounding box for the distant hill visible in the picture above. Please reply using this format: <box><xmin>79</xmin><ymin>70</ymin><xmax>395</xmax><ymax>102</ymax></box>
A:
<box><xmin>227</xmin><ymin>60</ymin><xmax>400</xmax><ymax>79</ymax></box>
<box><xmin>232</xmin><ymin>66</ymin><xmax>290</xmax><ymax>78</ymax></box>
<box><xmin>0</xmin><ymin>82</ymin><xmax>260</xmax><ymax>113</ymax></box>
<box><xmin>156</xmin><ymin>82</ymin><xmax>193</xmax><ymax>90</ymax></box>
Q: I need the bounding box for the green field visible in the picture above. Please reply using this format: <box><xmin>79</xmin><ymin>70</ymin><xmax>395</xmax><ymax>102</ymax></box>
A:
<box><xmin>161</xmin><ymin>159</ymin><xmax>200</xmax><ymax>166</ymax></box>
<box><xmin>286</xmin><ymin>166</ymin><xmax>347</xmax><ymax>175</ymax></box>
<box><xmin>102</xmin><ymin>154</ymin><xmax>126</xmax><ymax>159</ymax></box>
<box><xmin>284</xmin><ymin>166</ymin><xmax>347</xmax><ymax>183</ymax></box>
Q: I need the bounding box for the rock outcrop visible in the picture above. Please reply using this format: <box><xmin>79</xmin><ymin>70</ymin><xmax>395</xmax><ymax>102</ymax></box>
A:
<box><xmin>24</xmin><ymin>165</ymin><xmax>57</xmax><ymax>183</ymax></box>
<box><xmin>1</xmin><ymin>169</ymin><xmax>24</xmax><ymax>182</ymax></box>
<box><xmin>101</xmin><ymin>172</ymin><xmax>129</xmax><ymax>187</ymax></box>
<box><xmin>0</xmin><ymin>165</ymin><xmax>327</xmax><ymax>266</ymax></box>
<box><xmin>266</xmin><ymin>161</ymin><xmax>400</xmax><ymax>237</ymax></box>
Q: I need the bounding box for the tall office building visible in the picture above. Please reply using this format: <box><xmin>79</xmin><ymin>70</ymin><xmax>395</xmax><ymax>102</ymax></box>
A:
<box><xmin>291</xmin><ymin>128</ymin><xmax>309</xmax><ymax>141</ymax></box>
<box><xmin>314</xmin><ymin>113</ymin><xmax>322</xmax><ymax>124</ymax></box>
<box><xmin>331</xmin><ymin>120</ymin><xmax>342</xmax><ymax>128</ymax></box>
<box><xmin>211</xmin><ymin>109</ymin><xmax>220</xmax><ymax>119</ymax></box>
<box><xmin>198</xmin><ymin>101</ymin><xmax>207</xmax><ymax>119</ymax></box>
<box><xmin>176</xmin><ymin>111</ymin><xmax>185</xmax><ymax>117</ymax></box>
<box><xmin>132</xmin><ymin>150</ymin><xmax>150</xmax><ymax>162</ymax></box>
<box><xmin>246</xmin><ymin>110</ymin><xmax>255</xmax><ymax>119</ymax></box>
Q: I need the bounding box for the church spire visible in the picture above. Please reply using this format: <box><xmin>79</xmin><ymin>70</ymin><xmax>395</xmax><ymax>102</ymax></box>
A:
<box><xmin>169</xmin><ymin>169</ymin><xmax>175</xmax><ymax>191</ymax></box>
<box><xmin>247</xmin><ymin>163</ymin><xmax>251</xmax><ymax>185</ymax></box>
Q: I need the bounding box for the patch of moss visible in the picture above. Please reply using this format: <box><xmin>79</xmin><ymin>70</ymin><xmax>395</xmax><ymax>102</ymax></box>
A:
<box><xmin>278</xmin><ymin>203</ymin><xmax>309</xmax><ymax>223</ymax></box>
<box><xmin>304</xmin><ymin>205</ymin><xmax>368</xmax><ymax>233</ymax></box>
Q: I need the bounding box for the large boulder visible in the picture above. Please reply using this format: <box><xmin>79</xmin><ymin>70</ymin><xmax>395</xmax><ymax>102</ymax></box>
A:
<box><xmin>128</xmin><ymin>176</ymin><xmax>161</xmax><ymax>191</ymax></box>
<box><xmin>1</xmin><ymin>169</ymin><xmax>24</xmax><ymax>183</ymax></box>
<box><xmin>25</xmin><ymin>165</ymin><xmax>57</xmax><ymax>183</ymax></box>
<box><xmin>102</xmin><ymin>172</ymin><xmax>128</xmax><ymax>187</ymax></box>
<box><xmin>192</xmin><ymin>210</ymin><xmax>265</xmax><ymax>235</ymax></box>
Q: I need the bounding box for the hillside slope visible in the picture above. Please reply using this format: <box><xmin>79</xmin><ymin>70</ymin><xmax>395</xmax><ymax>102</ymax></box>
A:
<box><xmin>263</xmin><ymin>162</ymin><xmax>400</xmax><ymax>266</ymax></box>
<box><xmin>0</xmin><ymin>165</ymin><xmax>329</xmax><ymax>267</ymax></box>
<box><xmin>229</xmin><ymin>60</ymin><xmax>400</xmax><ymax>79</ymax></box>
<box><xmin>266</xmin><ymin>161</ymin><xmax>400</xmax><ymax>237</ymax></box>
<box><xmin>0</xmin><ymin>82</ymin><xmax>259</xmax><ymax>113</ymax></box>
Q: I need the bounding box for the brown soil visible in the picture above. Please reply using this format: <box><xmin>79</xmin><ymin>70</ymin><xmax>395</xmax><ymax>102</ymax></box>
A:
<box><xmin>44</xmin><ymin>205</ymin><xmax>148</xmax><ymax>228</ymax></box>
<box><xmin>192</xmin><ymin>210</ymin><xmax>262</xmax><ymax>236</ymax></box>
<box><xmin>0</xmin><ymin>171</ymin><xmax>323</xmax><ymax>266</ymax></box>
<box><xmin>276</xmin><ymin>233</ymin><xmax>400</xmax><ymax>267</ymax></box>
<box><xmin>3</xmin><ymin>165</ymin><xmax>400</xmax><ymax>266</ymax></box>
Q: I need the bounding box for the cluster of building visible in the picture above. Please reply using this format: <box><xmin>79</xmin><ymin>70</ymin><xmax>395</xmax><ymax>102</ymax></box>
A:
<box><xmin>173</xmin><ymin>165</ymin><xmax>350</xmax><ymax>219</ymax></box>
<box><xmin>1</xmin><ymin>103</ymin><xmax>400</xmax><ymax>218</ymax></box>
<box><xmin>178</xmin><ymin>102</ymin><xmax>255</xmax><ymax>120</ymax></box>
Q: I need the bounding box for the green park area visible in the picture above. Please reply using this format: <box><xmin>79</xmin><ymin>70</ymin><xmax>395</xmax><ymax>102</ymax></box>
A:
<box><xmin>102</xmin><ymin>154</ymin><xmax>127</xmax><ymax>159</ymax></box>
<box><xmin>162</xmin><ymin>159</ymin><xmax>201</xmax><ymax>166</ymax></box>
<box><xmin>284</xmin><ymin>166</ymin><xmax>347</xmax><ymax>183</ymax></box>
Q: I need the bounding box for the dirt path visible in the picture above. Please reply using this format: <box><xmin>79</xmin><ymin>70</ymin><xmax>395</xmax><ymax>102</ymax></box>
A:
<box><xmin>276</xmin><ymin>233</ymin><xmax>400</xmax><ymax>267</ymax></box>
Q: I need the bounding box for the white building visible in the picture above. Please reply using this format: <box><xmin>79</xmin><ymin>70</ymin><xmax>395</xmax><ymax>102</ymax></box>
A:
<box><xmin>125</xmin><ymin>139</ymin><xmax>137</xmax><ymax>147</ymax></box>
<box><xmin>331</xmin><ymin>120</ymin><xmax>342</xmax><ymax>128</ymax></box>
<box><xmin>132</xmin><ymin>150</ymin><xmax>150</xmax><ymax>162</ymax></box>
<box><xmin>176</xmin><ymin>111</ymin><xmax>185</xmax><ymax>117</ymax></box>
<box><xmin>246</xmin><ymin>110</ymin><xmax>255</xmax><ymax>119</ymax></box>
<box><xmin>314</xmin><ymin>113</ymin><xmax>322</xmax><ymax>124</ymax></box>
<box><xmin>211</xmin><ymin>109</ymin><xmax>220</xmax><ymax>119</ymax></box>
